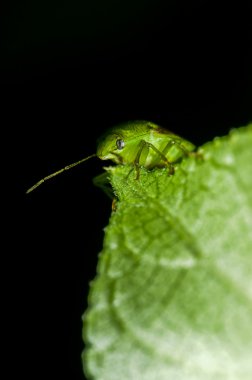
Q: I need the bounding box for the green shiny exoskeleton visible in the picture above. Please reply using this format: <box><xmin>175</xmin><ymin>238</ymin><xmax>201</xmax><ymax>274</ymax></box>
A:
<box><xmin>26</xmin><ymin>120</ymin><xmax>195</xmax><ymax>193</ymax></box>
<box><xmin>97</xmin><ymin>120</ymin><xmax>195</xmax><ymax>178</ymax></box>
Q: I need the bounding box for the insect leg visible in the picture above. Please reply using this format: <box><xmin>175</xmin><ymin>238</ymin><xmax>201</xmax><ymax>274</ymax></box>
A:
<box><xmin>133</xmin><ymin>140</ymin><xmax>149</xmax><ymax>179</ymax></box>
<box><xmin>134</xmin><ymin>140</ymin><xmax>174</xmax><ymax>178</ymax></box>
<box><xmin>146</xmin><ymin>142</ymin><xmax>174</xmax><ymax>175</ymax></box>
<box><xmin>163</xmin><ymin>138</ymin><xmax>192</xmax><ymax>157</ymax></box>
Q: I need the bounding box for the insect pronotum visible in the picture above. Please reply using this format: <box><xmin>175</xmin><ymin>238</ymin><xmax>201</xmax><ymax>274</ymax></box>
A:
<box><xmin>26</xmin><ymin>120</ymin><xmax>195</xmax><ymax>193</ymax></box>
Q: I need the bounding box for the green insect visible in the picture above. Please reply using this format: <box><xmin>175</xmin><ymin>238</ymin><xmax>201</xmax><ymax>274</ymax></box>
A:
<box><xmin>26</xmin><ymin>120</ymin><xmax>195</xmax><ymax>194</ymax></box>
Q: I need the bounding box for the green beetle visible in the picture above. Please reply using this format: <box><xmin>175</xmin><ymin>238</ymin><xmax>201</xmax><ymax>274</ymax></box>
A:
<box><xmin>26</xmin><ymin>120</ymin><xmax>195</xmax><ymax>193</ymax></box>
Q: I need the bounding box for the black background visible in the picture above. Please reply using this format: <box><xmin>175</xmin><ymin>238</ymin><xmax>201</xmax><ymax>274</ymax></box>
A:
<box><xmin>3</xmin><ymin>1</ymin><xmax>251</xmax><ymax>379</ymax></box>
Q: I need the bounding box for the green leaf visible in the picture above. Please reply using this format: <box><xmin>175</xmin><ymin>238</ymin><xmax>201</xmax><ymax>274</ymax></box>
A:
<box><xmin>82</xmin><ymin>125</ymin><xmax>252</xmax><ymax>380</ymax></box>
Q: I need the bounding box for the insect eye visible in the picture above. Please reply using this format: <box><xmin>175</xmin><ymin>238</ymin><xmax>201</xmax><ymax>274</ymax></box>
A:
<box><xmin>116</xmin><ymin>139</ymin><xmax>125</xmax><ymax>150</ymax></box>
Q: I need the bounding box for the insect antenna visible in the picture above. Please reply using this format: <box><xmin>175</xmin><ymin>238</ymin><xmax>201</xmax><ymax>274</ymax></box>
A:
<box><xmin>26</xmin><ymin>154</ymin><xmax>96</xmax><ymax>194</ymax></box>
